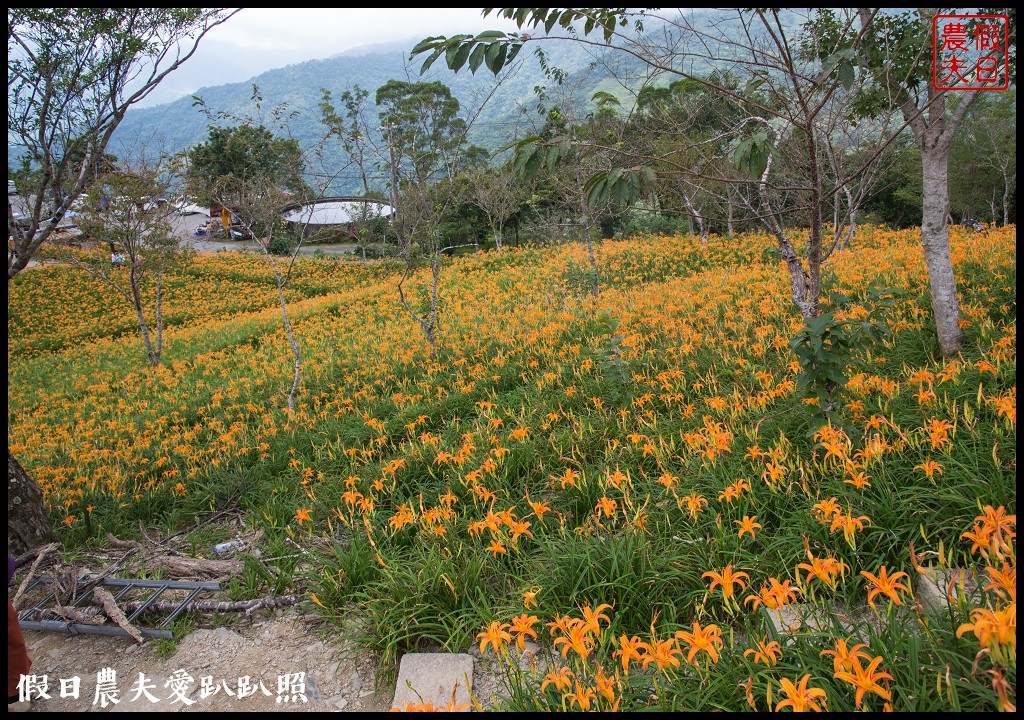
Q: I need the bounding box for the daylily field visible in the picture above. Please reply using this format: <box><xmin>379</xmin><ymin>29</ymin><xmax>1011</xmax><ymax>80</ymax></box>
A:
<box><xmin>8</xmin><ymin>225</ymin><xmax>1016</xmax><ymax>711</ymax></box>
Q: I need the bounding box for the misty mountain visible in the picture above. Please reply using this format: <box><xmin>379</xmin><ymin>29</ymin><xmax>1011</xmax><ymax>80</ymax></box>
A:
<box><xmin>12</xmin><ymin>10</ymin><xmax>747</xmax><ymax>196</ymax></box>
<box><xmin>107</xmin><ymin>35</ymin><xmax>643</xmax><ymax>196</ymax></box>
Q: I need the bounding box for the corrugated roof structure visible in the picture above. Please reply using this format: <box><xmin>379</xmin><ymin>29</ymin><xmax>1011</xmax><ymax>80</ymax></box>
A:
<box><xmin>282</xmin><ymin>198</ymin><xmax>393</xmax><ymax>226</ymax></box>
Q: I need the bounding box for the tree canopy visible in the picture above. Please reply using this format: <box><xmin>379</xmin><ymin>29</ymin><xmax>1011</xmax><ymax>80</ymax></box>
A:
<box><xmin>184</xmin><ymin>123</ymin><xmax>308</xmax><ymax>209</ymax></box>
<box><xmin>7</xmin><ymin>7</ymin><xmax>238</xmax><ymax>279</ymax></box>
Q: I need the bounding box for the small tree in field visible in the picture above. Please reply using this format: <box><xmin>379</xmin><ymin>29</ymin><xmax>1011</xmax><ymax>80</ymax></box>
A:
<box><xmin>7</xmin><ymin>7</ymin><xmax>237</xmax><ymax>556</ymax></box>
<box><xmin>466</xmin><ymin>160</ymin><xmax>532</xmax><ymax>253</ymax></box>
<box><xmin>185</xmin><ymin>94</ymin><xmax>327</xmax><ymax>412</ymax></box>
<box><xmin>66</xmin><ymin>165</ymin><xmax>192</xmax><ymax>367</ymax></box>
<box><xmin>377</xmin><ymin>79</ymin><xmax>470</xmax><ymax>359</ymax></box>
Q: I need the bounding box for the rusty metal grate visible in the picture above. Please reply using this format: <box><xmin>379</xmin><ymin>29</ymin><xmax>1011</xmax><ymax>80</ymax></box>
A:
<box><xmin>18</xmin><ymin>576</ymin><xmax>221</xmax><ymax>640</ymax></box>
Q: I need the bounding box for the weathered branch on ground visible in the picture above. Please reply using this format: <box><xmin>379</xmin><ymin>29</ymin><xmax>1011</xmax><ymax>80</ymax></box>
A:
<box><xmin>12</xmin><ymin>542</ymin><xmax>60</xmax><ymax>609</ymax></box>
<box><xmin>150</xmin><ymin>555</ymin><xmax>243</xmax><ymax>580</ymax></box>
<box><xmin>106</xmin><ymin>532</ymin><xmax>144</xmax><ymax>550</ymax></box>
<box><xmin>93</xmin><ymin>586</ymin><xmax>146</xmax><ymax>643</ymax></box>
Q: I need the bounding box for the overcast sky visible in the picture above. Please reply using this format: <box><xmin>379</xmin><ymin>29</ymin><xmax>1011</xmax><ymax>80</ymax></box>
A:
<box><xmin>139</xmin><ymin>8</ymin><xmax>521</xmax><ymax>107</ymax></box>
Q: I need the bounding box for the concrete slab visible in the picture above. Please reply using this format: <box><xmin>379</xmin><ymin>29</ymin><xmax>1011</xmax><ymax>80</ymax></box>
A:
<box><xmin>391</xmin><ymin>653</ymin><xmax>473</xmax><ymax>711</ymax></box>
<box><xmin>765</xmin><ymin>603</ymin><xmax>859</xmax><ymax>641</ymax></box>
<box><xmin>914</xmin><ymin>567</ymin><xmax>979</xmax><ymax>614</ymax></box>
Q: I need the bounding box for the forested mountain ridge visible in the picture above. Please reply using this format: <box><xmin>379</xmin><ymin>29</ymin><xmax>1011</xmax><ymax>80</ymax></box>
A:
<box><xmin>106</xmin><ymin>35</ymin><xmax>635</xmax><ymax>195</ymax></box>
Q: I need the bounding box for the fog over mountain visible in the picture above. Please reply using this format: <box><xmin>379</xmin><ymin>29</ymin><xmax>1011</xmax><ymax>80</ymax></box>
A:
<box><xmin>108</xmin><ymin>36</ymin><xmax>635</xmax><ymax>195</ymax></box>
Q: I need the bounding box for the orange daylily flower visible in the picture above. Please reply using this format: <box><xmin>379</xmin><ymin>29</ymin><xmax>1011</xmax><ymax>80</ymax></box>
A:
<box><xmin>975</xmin><ymin>505</ymin><xmax>1016</xmax><ymax>559</ymax></box>
<box><xmin>860</xmin><ymin>566</ymin><xmax>911</xmax><ymax>608</ymax></box>
<box><xmin>957</xmin><ymin>604</ymin><xmax>1017</xmax><ymax>660</ymax></box>
<box><xmin>593</xmin><ymin>665</ymin><xmax>617</xmax><ymax>703</ymax></box>
<box><xmin>831</xmin><ymin>511</ymin><xmax>871</xmax><ymax>548</ymax></box>
<box><xmin>641</xmin><ymin>637</ymin><xmax>683</xmax><ymax>672</ymax></box>
<box><xmin>545</xmin><ymin>613</ymin><xmax>575</xmax><ymax>638</ymax></box>
<box><xmin>834</xmin><ymin>655</ymin><xmax>893</xmax><ymax>709</ymax></box>
<box><xmin>555</xmin><ymin>467</ymin><xmax>580</xmax><ymax>488</ymax></box>
<box><xmin>745</xmin><ymin>577</ymin><xmax>801</xmax><ymax>611</ymax></box>
<box><xmin>775</xmin><ymin>674</ymin><xmax>827</xmax><ymax>712</ymax></box>
<box><xmin>541</xmin><ymin>666</ymin><xmax>574</xmax><ymax>693</ymax></box>
<box><xmin>762</xmin><ymin>461</ymin><xmax>787</xmax><ymax>486</ymax></box>
<box><xmin>566</xmin><ymin>681</ymin><xmax>597</xmax><ymax>711</ymax></box>
<box><xmin>680</xmin><ymin>493</ymin><xmax>708</xmax><ymax>518</ymax></box>
<box><xmin>984</xmin><ymin>563</ymin><xmax>1016</xmax><ymax>601</ymax></box>
<box><xmin>552</xmin><ymin>619</ymin><xmax>595</xmax><ymax>659</ymax></box>
<box><xmin>614</xmin><ymin>635</ymin><xmax>650</xmax><ymax>674</ymax></box>
<box><xmin>529</xmin><ymin>499</ymin><xmax>552</xmax><ymax>520</ymax></box>
<box><xmin>820</xmin><ymin>638</ymin><xmax>872</xmax><ymax>674</ymax></box>
<box><xmin>476</xmin><ymin>621</ymin><xmax>511</xmax><ymax>655</ymax></box>
<box><xmin>962</xmin><ymin>522</ymin><xmax>996</xmax><ymax>559</ymax></box>
<box><xmin>798</xmin><ymin>551</ymin><xmax>849</xmax><ymax>590</ymax></box>
<box><xmin>744</xmin><ymin>638</ymin><xmax>782</xmax><ymax>667</ymax></box>
<box><xmin>703</xmin><ymin>565</ymin><xmax>750</xmax><ymax>602</ymax></box>
<box><xmin>508</xmin><ymin>613</ymin><xmax>539</xmax><ymax>649</ymax></box>
<box><xmin>843</xmin><ymin>463</ymin><xmax>872</xmax><ymax>489</ymax></box>
<box><xmin>675</xmin><ymin>621</ymin><xmax>723</xmax><ymax>665</ymax></box>
<box><xmin>735</xmin><ymin>515</ymin><xmax>762</xmax><ymax>540</ymax></box>
<box><xmin>813</xmin><ymin>496</ymin><xmax>841</xmax><ymax>523</ymax></box>
<box><xmin>580</xmin><ymin>603</ymin><xmax>613</xmax><ymax>635</ymax></box>
<box><xmin>658</xmin><ymin>472</ymin><xmax>679</xmax><ymax>489</ymax></box>
<box><xmin>596</xmin><ymin>495</ymin><xmax>618</xmax><ymax>518</ymax></box>
<box><xmin>914</xmin><ymin>458</ymin><xmax>943</xmax><ymax>482</ymax></box>
<box><xmin>923</xmin><ymin>418</ymin><xmax>954</xmax><ymax>451</ymax></box>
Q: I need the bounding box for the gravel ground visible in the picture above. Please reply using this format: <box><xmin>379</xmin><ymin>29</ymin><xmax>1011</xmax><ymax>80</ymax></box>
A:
<box><xmin>19</xmin><ymin>612</ymin><xmax>394</xmax><ymax>713</ymax></box>
<box><xmin>171</xmin><ymin>212</ymin><xmax>358</xmax><ymax>257</ymax></box>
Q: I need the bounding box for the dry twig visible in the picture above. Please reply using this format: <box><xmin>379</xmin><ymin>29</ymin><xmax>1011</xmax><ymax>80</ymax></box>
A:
<box><xmin>12</xmin><ymin>542</ymin><xmax>59</xmax><ymax>610</ymax></box>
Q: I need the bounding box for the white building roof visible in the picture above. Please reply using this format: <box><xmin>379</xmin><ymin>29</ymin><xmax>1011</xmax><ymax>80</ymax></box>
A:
<box><xmin>282</xmin><ymin>200</ymin><xmax>393</xmax><ymax>226</ymax></box>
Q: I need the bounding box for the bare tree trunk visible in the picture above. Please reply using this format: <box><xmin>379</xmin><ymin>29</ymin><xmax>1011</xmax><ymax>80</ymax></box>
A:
<box><xmin>826</xmin><ymin>182</ymin><xmax>856</xmax><ymax>257</ymax></box>
<box><xmin>154</xmin><ymin>263</ymin><xmax>164</xmax><ymax>364</ymax></box>
<box><xmin>682</xmin><ymin>192</ymin><xmax>708</xmax><ymax>245</ymax></box>
<box><xmin>273</xmin><ymin>274</ymin><xmax>302</xmax><ymax>412</ymax></box>
<box><xmin>755</xmin><ymin>122</ymin><xmax>818</xmax><ymax>319</ymax></box>
<box><xmin>130</xmin><ymin>267</ymin><xmax>159</xmax><ymax>366</ymax></box>
<box><xmin>396</xmin><ymin>257</ymin><xmax>440</xmax><ymax>360</ymax></box>
<box><xmin>920</xmin><ymin>144</ymin><xmax>963</xmax><ymax>357</ymax></box>
<box><xmin>804</xmin><ymin>128</ymin><xmax>824</xmax><ymax>319</ymax></box>
<box><xmin>839</xmin><ymin>206</ymin><xmax>856</xmax><ymax>253</ymax></box>
<box><xmin>427</xmin><ymin>256</ymin><xmax>440</xmax><ymax>358</ymax></box>
<box><xmin>726</xmin><ymin>189</ymin><xmax>735</xmax><ymax>239</ymax></box>
<box><xmin>1002</xmin><ymin>170</ymin><xmax>1013</xmax><ymax>227</ymax></box>
<box><xmin>8</xmin><ymin>451</ymin><xmax>58</xmax><ymax>556</ymax></box>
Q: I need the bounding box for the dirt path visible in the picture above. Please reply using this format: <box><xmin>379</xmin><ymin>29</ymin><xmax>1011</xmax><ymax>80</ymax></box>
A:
<box><xmin>172</xmin><ymin>212</ymin><xmax>358</xmax><ymax>257</ymax></box>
